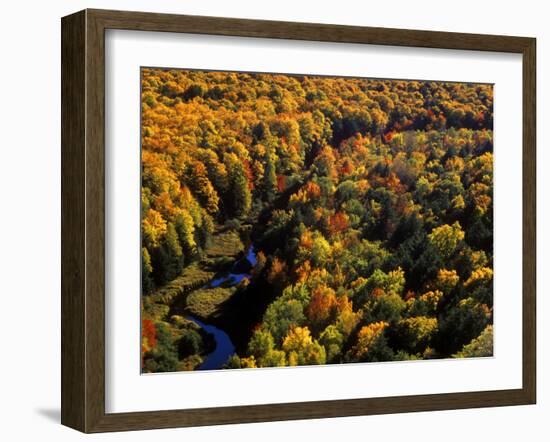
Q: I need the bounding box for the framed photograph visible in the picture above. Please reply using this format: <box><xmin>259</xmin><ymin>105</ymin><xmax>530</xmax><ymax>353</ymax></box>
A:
<box><xmin>61</xmin><ymin>9</ymin><xmax>536</xmax><ymax>433</ymax></box>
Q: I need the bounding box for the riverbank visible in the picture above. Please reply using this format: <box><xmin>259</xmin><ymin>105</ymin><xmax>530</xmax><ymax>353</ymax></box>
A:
<box><xmin>142</xmin><ymin>227</ymin><xmax>250</xmax><ymax>371</ymax></box>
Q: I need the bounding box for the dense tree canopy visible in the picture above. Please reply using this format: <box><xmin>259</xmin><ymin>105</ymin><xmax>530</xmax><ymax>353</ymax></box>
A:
<box><xmin>141</xmin><ymin>68</ymin><xmax>493</xmax><ymax>371</ymax></box>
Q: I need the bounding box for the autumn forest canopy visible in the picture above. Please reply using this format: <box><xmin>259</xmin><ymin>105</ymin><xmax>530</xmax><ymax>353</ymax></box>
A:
<box><xmin>140</xmin><ymin>68</ymin><xmax>494</xmax><ymax>373</ymax></box>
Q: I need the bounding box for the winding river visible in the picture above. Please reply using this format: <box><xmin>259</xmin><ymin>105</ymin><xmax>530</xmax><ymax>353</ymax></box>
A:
<box><xmin>187</xmin><ymin>245</ymin><xmax>257</xmax><ymax>370</ymax></box>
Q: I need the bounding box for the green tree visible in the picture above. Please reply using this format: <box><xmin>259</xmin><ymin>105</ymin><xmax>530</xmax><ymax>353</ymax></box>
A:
<box><xmin>262</xmin><ymin>153</ymin><xmax>278</xmax><ymax>202</ymax></box>
<box><xmin>187</xmin><ymin>162</ymin><xmax>220</xmax><ymax>215</ymax></box>
<box><xmin>347</xmin><ymin>321</ymin><xmax>392</xmax><ymax>362</ymax></box>
<box><xmin>310</xmin><ymin>233</ymin><xmax>331</xmax><ymax>267</ymax></box>
<box><xmin>393</xmin><ymin>316</ymin><xmax>438</xmax><ymax>354</ymax></box>
<box><xmin>282</xmin><ymin>327</ymin><xmax>326</xmax><ymax>366</ymax></box>
<box><xmin>163</xmin><ymin>222</ymin><xmax>183</xmax><ymax>280</ymax></box>
<box><xmin>248</xmin><ymin>329</ymin><xmax>275</xmax><ymax>360</ymax></box>
<box><xmin>228</xmin><ymin>161</ymin><xmax>251</xmax><ymax>218</ymax></box>
<box><xmin>453</xmin><ymin>325</ymin><xmax>493</xmax><ymax>358</ymax></box>
<box><xmin>428</xmin><ymin>222</ymin><xmax>465</xmax><ymax>259</ymax></box>
<box><xmin>141</xmin><ymin>247</ymin><xmax>154</xmax><ymax>294</ymax></box>
<box><xmin>174</xmin><ymin>209</ymin><xmax>197</xmax><ymax>259</ymax></box>
<box><xmin>142</xmin><ymin>322</ymin><xmax>179</xmax><ymax>373</ymax></box>
<box><xmin>246</xmin><ymin>329</ymin><xmax>287</xmax><ymax>367</ymax></box>
<box><xmin>437</xmin><ymin>297</ymin><xmax>491</xmax><ymax>355</ymax></box>
<box><xmin>319</xmin><ymin>325</ymin><xmax>344</xmax><ymax>362</ymax></box>
<box><xmin>263</xmin><ymin>298</ymin><xmax>306</xmax><ymax>344</ymax></box>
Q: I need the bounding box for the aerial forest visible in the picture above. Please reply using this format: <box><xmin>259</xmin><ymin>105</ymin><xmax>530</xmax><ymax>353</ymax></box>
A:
<box><xmin>140</xmin><ymin>68</ymin><xmax>494</xmax><ymax>373</ymax></box>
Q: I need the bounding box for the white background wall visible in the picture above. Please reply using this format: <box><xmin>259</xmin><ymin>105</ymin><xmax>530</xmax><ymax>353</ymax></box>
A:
<box><xmin>0</xmin><ymin>0</ymin><xmax>547</xmax><ymax>439</ymax></box>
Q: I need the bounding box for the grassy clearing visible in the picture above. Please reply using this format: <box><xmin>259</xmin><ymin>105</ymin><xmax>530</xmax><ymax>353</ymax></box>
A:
<box><xmin>205</xmin><ymin>230</ymin><xmax>244</xmax><ymax>259</ymax></box>
<box><xmin>185</xmin><ymin>287</ymin><xmax>236</xmax><ymax>320</ymax></box>
<box><xmin>150</xmin><ymin>262</ymin><xmax>215</xmax><ymax>305</ymax></box>
<box><xmin>142</xmin><ymin>300</ymin><xmax>170</xmax><ymax>322</ymax></box>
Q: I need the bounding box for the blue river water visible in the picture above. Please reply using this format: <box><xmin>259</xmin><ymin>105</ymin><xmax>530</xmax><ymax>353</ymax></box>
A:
<box><xmin>186</xmin><ymin>316</ymin><xmax>236</xmax><ymax>371</ymax></box>
<box><xmin>208</xmin><ymin>245</ymin><xmax>258</xmax><ymax>288</ymax></box>
<box><xmin>187</xmin><ymin>244</ymin><xmax>256</xmax><ymax>370</ymax></box>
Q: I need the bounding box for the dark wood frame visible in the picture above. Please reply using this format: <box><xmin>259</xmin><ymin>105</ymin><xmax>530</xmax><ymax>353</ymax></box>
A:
<box><xmin>61</xmin><ymin>8</ymin><xmax>536</xmax><ymax>433</ymax></box>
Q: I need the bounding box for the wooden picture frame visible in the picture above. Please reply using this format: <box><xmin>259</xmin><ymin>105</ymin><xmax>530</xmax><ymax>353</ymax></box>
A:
<box><xmin>61</xmin><ymin>8</ymin><xmax>536</xmax><ymax>433</ymax></box>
